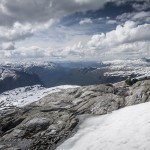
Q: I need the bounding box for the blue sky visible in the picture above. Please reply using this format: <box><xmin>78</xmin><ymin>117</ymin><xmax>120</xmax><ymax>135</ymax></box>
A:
<box><xmin>0</xmin><ymin>0</ymin><xmax>150</xmax><ymax>61</ymax></box>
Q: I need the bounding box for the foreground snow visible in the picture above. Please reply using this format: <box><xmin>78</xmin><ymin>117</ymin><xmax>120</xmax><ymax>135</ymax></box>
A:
<box><xmin>0</xmin><ymin>85</ymin><xmax>79</xmax><ymax>110</ymax></box>
<box><xmin>57</xmin><ymin>101</ymin><xmax>150</xmax><ymax>150</ymax></box>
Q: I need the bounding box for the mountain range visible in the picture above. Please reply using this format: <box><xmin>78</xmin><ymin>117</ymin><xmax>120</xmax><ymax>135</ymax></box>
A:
<box><xmin>0</xmin><ymin>58</ymin><xmax>149</xmax><ymax>94</ymax></box>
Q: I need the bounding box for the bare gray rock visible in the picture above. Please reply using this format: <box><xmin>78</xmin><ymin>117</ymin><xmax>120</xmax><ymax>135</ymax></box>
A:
<box><xmin>0</xmin><ymin>80</ymin><xmax>150</xmax><ymax>150</ymax></box>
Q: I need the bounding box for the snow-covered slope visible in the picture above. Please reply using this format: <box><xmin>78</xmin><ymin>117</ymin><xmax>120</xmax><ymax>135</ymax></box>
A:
<box><xmin>104</xmin><ymin>58</ymin><xmax>150</xmax><ymax>77</ymax></box>
<box><xmin>0</xmin><ymin>85</ymin><xmax>79</xmax><ymax>110</ymax></box>
<box><xmin>0</xmin><ymin>69</ymin><xmax>16</xmax><ymax>80</ymax></box>
<box><xmin>57</xmin><ymin>101</ymin><xmax>150</xmax><ymax>150</ymax></box>
<box><xmin>0</xmin><ymin>60</ymin><xmax>57</xmax><ymax>71</ymax></box>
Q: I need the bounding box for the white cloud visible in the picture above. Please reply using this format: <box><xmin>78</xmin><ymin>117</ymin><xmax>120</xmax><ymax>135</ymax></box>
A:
<box><xmin>3</xmin><ymin>0</ymin><xmax>147</xmax><ymax>27</ymax></box>
<box><xmin>64</xmin><ymin>42</ymin><xmax>85</xmax><ymax>56</ymax></box>
<box><xmin>106</xmin><ymin>20</ymin><xmax>117</xmax><ymax>24</ymax></box>
<box><xmin>0</xmin><ymin>42</ymin><xmax>85</xmax><ymax>61</ymax></box>
<box><xmin>132</xmin><ymin>1</ymin><xmax>150</xmax><ymax>11</ymax></box>
<box><xmin>0</xmin><ymin>42</ymin><xmax>15</xmax><ymax>50</ymax></box>
<box><xmin>117</xmin><ymin>11</ymin><xmax>150</xmax><ymax>24</ymax></box>
<box><xmin>79</xmin><ymin>18</ymin><xmax>93</xmax><ymax>25</ymax></box>
<box><xmin>0</xmin><ymin>0</ymin><xmax>149</xmax><ymax>61</ymax></box>
<box><xmin>132</xmin><ymin>11</ymin><xmax>150</xmax><ymax>19</ymax></box>
<box><xmin>87</xmin><ymin>21</ymin><xmax>150</xmax><ymax>59</ymax></box>
<box><xmin>0</xmin><ymin>19</ymin><xmax>55</xmax><ymax>50</ymax></box>
<box><xmin>0</xmin><ymin>46</ymin><xmax>48</xmax><ymax>59</ymax></box>
<box><xmin>0</xmin><ymin>21</ymin><xmax>150</xmax><ymax>61</ymax></box>
<box><xmin>0</xmin><ymin>0</ymin><xmax>108</xmax><ymax>27</ymax></box>
<box><xmin>0</xmin><ymin>0</ymin><xmax>107</xmax><ymax>48</ymax></box>
<box><xmin>3</xmin><ymin>0</ymin><xmax>145</xmax><ymax>46</ymax></box>
<box><xmin>88</xmin><ymin>21</ymin><xmax>150</xmax><ymax>47</ymax></box>
<box><xmin>0</xmin><ymin>22</ymin><xmax>33</xmax><ymax>42</ymax></box>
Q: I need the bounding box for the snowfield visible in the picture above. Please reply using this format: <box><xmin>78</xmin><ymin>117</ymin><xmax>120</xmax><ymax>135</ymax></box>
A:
<box><xmin>0</xmin><ymin>85</ymin><xmax>79</xmax><ymax>110</ymax></box>
<box><xmin>57</xmin><ymin>101</ymin><xmax>150</xmax><ymax>150</ymax></box>
<box><xmin>103</xmin><ymin>59</ymin><xmax>150</xmax><ymax>77</ymax></box>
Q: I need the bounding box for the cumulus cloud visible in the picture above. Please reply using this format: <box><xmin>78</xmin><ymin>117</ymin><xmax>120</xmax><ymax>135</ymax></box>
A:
<box><xmin>0</xmin><ymin>0</ymin><xmax>149</xmax><ymax>60</ymax></box>
<box><xmin>0</xmin><ymin>21</ymin><xmax>150</xmax><ymax>61</ymax></box>
<box><xmin>0</xmin><ymin>0</ymin><xmax>54</xmax><ymax>26</ymax></box>
<box><xmin>0</xmin><ymin>19</ymin><xmax>55</xmax><ymax>49</ymax></box>
<box><xmin>38</xmin><ymin>41</ymin><xmax>88</xmax><ymax>60</ymax></box>
<box><xmin>0</xmin><ymin>22</ymin><xmax>33</xmax><ymax>42</ymax></box>
<box><xmin>87</xmin><ymin>21</ymin><xmax>150</xmax><ymax>59</ymax></box>
<box><xmin>79</xmin><ymin>18</ymin><xmax>93</xmax><ymax>25</ymax></box>
<box><xmin>132</xmin><ymin>1</ymin><xmax>150</xmax><ymax>11</ymax></box>
<box><xmin>0</xmin><ymin>0</ymin><xmax>108</xmax><ymax>27</ymax></box>
<box><xmin>2</xmin><ymin>19</ymin><xmax>54</xmax><ymax>41</ymax></box>
<box><xmin>117</xmin><ymin>11</ymin><xmax>150</xmax><ymax>24</ymax></box>
<box><xmin>0</xmin><ymin>0</ymin><xmax>103</xmax><ymax>46</ymax></box>
<box><xmin>1</xmin><ymin>0</ymin><xmax>148</xmax><ymax>27</ymax></box>
<box><xmin>115</xmin><ymin>0</ymin><xmax>150</xmax><ymax>9</ymax></box>
<box><xmin>0</xmin><ymin>0</ymin><xmax>109</xmax><ymax>46</ymax></box>
<box><xmin>106</xmin><ymin>20</ymin><xmax>117</xmax><ymax>24</ymax></box>
<box><xmin>0</xmin><ymin>42</ymin><xmax>85</xmax><ymax>60</ymax></box>
<box><xmin>0</xmin><ymin>42</ymin><xmax>15</xmax><ymax>50</ymax></box>
<box><xmin>0</xmin><ymin>46</ymin><xmax>48</xmax><ymax>59</ymax></box>
<box><xmin>64</xmin><ymin>42</ymin><xmax>85</xmax><ymax>56</ymax></box>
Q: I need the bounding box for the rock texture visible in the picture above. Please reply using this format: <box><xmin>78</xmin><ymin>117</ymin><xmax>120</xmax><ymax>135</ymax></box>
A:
<box><xmin>0</xmin><ymin>80</ymin><xmax>150</xmax><ymax>150</ymax></box>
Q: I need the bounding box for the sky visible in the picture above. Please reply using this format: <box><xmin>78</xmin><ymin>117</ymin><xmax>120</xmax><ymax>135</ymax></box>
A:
<box><xmin>0</xmin><ymin>0</ymin><xmax>150</xmax><ymax>61</ymax></box>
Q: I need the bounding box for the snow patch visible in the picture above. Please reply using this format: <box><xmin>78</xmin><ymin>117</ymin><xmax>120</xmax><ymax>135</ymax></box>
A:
<box><xmin>57</xmin><ymin>102</ymin><xmax>150</xmax><ymax>150</ymax></box>
<box><xmin>0</xmin><ymin>85</ymin><xmax>79</xmax><ymax>110</ymax></box>
<box><xmin>103</xmin><ymin>59</ymin><xmax>150</xmax><ymax>77</ymax></box>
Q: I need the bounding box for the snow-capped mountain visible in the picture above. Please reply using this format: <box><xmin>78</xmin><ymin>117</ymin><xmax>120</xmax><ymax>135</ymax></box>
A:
<box><xmin>0</xmin><ymin>68</ymin><xmax>43</xmax><ymax>94</ymax></box>
<box><xmin>103</xmin><ymin>58</ymin><xmax>150</xmax><ymax>77</ymax></box>
<box><xmin>1</xmin><ymin>58</ymin><xmax>149</xmax><ymax>77</ymax></box>
<box><xmin>0</xmin><ymin>60</ymin><xmax>57</xmax><ymax>71</ymax></box>
<box><xmin>0</xmin><ymin>58</ymin><xmax>149</xmax><ymax>93</ymax></box>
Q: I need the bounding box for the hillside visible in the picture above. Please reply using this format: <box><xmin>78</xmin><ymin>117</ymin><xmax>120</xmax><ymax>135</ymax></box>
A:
<box><xmin>0</xmin><ymin>79</ymin><xmax>149</xmax><ymax>150</ymax></box>
<box><xmin>0</xmin><ymin>69</ymin><xmax>44</xmax><ymax>94</ymax></box>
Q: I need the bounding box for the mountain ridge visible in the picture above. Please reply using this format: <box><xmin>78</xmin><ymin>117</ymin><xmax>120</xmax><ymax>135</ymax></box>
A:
<box><xmin>1</xmin><ymin>58</ymin><xmax>149</xmax><ymax>93</ymax></box>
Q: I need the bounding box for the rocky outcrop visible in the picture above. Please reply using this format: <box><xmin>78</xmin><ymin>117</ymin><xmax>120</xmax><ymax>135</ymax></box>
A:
<box><xmin>0</xmin><ymin>80</ymin><xmax>150</xmax><ymax>150</ymax></box>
